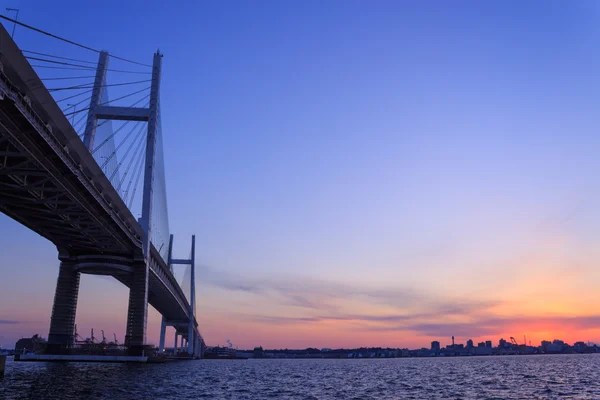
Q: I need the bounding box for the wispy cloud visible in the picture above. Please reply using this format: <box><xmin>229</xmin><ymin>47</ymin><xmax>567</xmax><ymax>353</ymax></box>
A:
<box><xmin>0</xmin><ymin>320</ymin><xmax>20</xmax><ymax>325</ymax></box>
<box><xmin>237</xmin><ymin>308</ymin><xmax>490</xmax><ymax>327</ymax></box>
<box><xmin>199</xmin><ymin>265</ymin><xmax>504</xmax><ymax>332</ymax></box>
<box><xmin>232</xmin><ymin>312</ymin><xmax>600</xmax><ymax>342</ymax></box>
<box><xmin>198</xmin><ymin>266</ymin><xmax>600</xmax><ymax>344</ymax></box>
<box><xmin>285</xmin><ymin>295</ymin><xmax>324</xmax><ymax>310</ymax></box>
<box><xmin>201</xmin><ymin>266</ymin><xmax>450</xmax><ymax>308</ymax></box>
<box><xmin>198</xmin><ymin>264</ymin><xmax>480</xmax><ymax>313</ymax></box>
<box><xmin>376</xmin><ymin>315</ymin><xmax>600</xmax><ymax>337</ymax></box>
<box><xmin>246</xmin><ymin>315</ymin><xmax>323</xmax><ymax>325</ymax></box>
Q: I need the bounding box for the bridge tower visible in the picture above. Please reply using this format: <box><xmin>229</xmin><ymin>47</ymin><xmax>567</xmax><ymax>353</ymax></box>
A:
<box><xmin>46</xmin><ymin>50</ymin><xmax>164</xmax><ymax>356</ymax></box>
<box><xmin>158</xmin><ymin>234</ymin><xmax>201</xmax><ymax>358</ymax></box>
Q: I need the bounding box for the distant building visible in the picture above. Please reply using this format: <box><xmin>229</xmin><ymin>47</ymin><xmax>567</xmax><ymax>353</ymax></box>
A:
<box><xmin>485</xmin><ymin>340</ymin><xmax>492</xmax><ymax>348</ymax></box>
<box><xmin>546</xmin><ymin>343</ymin><xmax>563</xmax><ymax>353</ymax></box>
<box><xmin>574</xmin><ymin>342</ymin><xmax>587</xmax><ymax>353</ymax></box>
<box><xmin>544</xmin><ymin>339</ymin><xmax>565</xmax><ymax>354</ymax></box>
<box><xmin>431</xmin><ymin>341</ymin><xmax>440</xmax><ymax>352</ymax></box>
<box><xmin>475</xmin><ymin>345</ymin><xmax>493</xmax><ymax>356</ymax></box>
<box><xmin>15</xmin><ymin>334</ymin><xmax>46</xmax><ymax>354</ymax></box>
<box><xmin>253</xmin><ymin>346</ymin><xmax>264</xmax><ymax>358</ymax></box>
<box><xmin>541</xmin><ymin>340</ymin><xmax>551</xmax><ymax>350</ymax></box>
<box><xmin>477</xmin><ymin>342</ymin><xmax>486</xmax><ymax>348</ymax></box>
<box><xmin>466</xmin><ymin>339</ymin><xmax>474</xmax><ymax>349</ymax></box>
<box><xmin>499</xmin><ymin>338</ymin><xmax>507</xmax><ymax>348</ymax></box>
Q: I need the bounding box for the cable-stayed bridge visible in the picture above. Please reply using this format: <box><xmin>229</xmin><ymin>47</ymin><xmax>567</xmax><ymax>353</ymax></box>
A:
<box><xmin>0</xmin><ymin>17</ymin><xmax>203</xmax><ymax>358</ymax></box>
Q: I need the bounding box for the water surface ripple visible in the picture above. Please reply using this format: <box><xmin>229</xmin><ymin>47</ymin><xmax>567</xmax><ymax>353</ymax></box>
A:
<box><xmin>1</xmin><ymin>354</ymin><xmax>599</xmax><ymax>399</ymax></box>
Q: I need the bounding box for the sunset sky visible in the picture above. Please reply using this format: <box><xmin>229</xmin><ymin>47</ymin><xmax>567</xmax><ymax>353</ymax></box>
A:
<box><xmin>1</xmin><ymin>0</ymin><xmax>600</xmax><ymax>350</ymax></box>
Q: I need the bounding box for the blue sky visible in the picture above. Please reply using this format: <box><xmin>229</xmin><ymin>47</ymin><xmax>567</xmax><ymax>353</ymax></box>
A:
<box><xmin>0</xmin><ymin>0</ymin><xmax>599</xmax><ymax>349</ymax></box>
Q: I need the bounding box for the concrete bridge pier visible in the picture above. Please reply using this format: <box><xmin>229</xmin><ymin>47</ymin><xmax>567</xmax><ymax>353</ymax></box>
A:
<box><xmin>47</xmin><ymin>258</ymin><xmax>80</xmax><ymax>354</ymax></box>
<box><xmin>158</xmin><ymin>317</ymin><xmax>167</xmax><ymax>353</ymax></box>
<box><xmin>124</xmin><ymin>261</ymin><xmax>149</xmax><ymax>356</ymax></box>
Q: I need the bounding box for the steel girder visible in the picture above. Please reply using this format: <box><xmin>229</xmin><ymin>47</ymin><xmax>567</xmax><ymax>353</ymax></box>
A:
<box><xmin>0</xmin><ymin>113</ymin><xmax>131</xmax><ymax>253</ymax></box>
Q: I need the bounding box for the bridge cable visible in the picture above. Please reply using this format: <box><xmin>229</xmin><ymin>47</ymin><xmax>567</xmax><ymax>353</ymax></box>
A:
<box><xmin>22</xmin><ymin>50</ymin><xmax>97</xmax><ymax>64</ymax></box>
<box><xmin>107</xmin><ymin>54</ymin><xmax>153</xmax><ymax>69</ymax></box>
<box><xmin>41</xmin><ymin>76</ymin><xmax>97</xmax><ymax>81</ymax></box>
<box><xmin>116</xmin><ymin>125</ymin><xmax>147</xmax><ymax>193</ymax></box>
<box><xmin>98</xmin><ymin>87</ymin><xmax>150</xmax><ymax>106</ymax></box>
<box><xmin>100</xmin><ymin>121</ymin><xmax>143</xmax><ymax>170</ymax></box>
<box><xmin>123</xmin><ymin>135</ymin><xmax>147</xmax><ymax>205</ymax></box>
<box><xmin>50</xmin><ymin>82</ymin><xmax>96</xmax><ymax>92</ymax></box>
<box><xmin>127</xmin><ymin>142</ymin><xmax>148</xmax><ymax>209</ymax></box>
<box><xmin>108</xmin><ymin>123</ymin><xmax>147</xmax><ymax>183</ymax></box>
<box><xmin>55</xmin><ymin>88</ymin><xmax>94</xmax><ymax>103</ymax></box>
<box><xmin>30</xmin><ymin>58</ymin><xmax>151</xmax><ymax>74</ymax></box>
<box><xmin>91</xmin><ymin>98</ymin><xmax>150</xmax><ymax>153</ymax></box>
<box><xmin>64</xmin><ymin>98</ymin><xmax>92</xmax><ymax>132</ymax></box>
<box><xmin>63</xmin><ymin>87</ymin><xmax>150</xmax><ymax>118</ymax></box>
<box><xmin>61</xmin><ymin>94</ymin><xmax>92</xmax><ymax>113</ymax></box>
<box><xmin>0</xmin><ymin>14</ymin><xmax>152</xmax><ymax>68</ymax></box>
<box><xmin>151</xmin><ymin>116</ymin><xmax>171</xmax><ymax>262</ymax></box>
<box><xmin>93</xmin><ymin>120</ymin><xmax>134</xmax><ymax>155</ymax></box>
<box><xmin>72</xmin><ymin>110</ymin><xmax>92</xmax><ymax>134</ymax></box>
<box><xmin>75</xmin><ymin>121</ymin><xmax>88</xmax><ymax>137</ymax></box>
<box><xmin>31</xmin><ymin>65</ymin><xmax>99</xmax><ymax>71</ymax></box>
<box><xmin>21</xmin><ymin>50</ymin><xmax>98</xmax><ymax>65</ymax></box>
<box><xmin>0</xmin><ymin>14</ymin><xmax>99</xmax><ymax>52</ymax></box>
<box><xmin>96</xmin><ymin>94</ymin><xmax>150</xmax><ymax>128</ymax></box>
<box><xmin>96</xmin><ymin>96</ymin><xmax>150</xmax><ymax>130</ymax></box>
<box><xmin>49</xmin><ymin>79</ymin><xmax>152</xmax><ymax>92</ymax></box>
<box><xmin>26</xmin><ymin>57</ymin><xmax>97</xmax><ymax>69</ymax></box>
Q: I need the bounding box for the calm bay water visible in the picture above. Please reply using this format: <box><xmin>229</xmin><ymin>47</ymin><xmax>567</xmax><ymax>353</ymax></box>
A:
<box><xmin>1</xmin><ymin>354</ymin><xmax>600</xmax><ymax>399</ymax></box>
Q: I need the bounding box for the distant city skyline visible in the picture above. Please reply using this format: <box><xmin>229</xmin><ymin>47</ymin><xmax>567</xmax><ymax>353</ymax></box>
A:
<box><xmin>1</xmin><ymin>0</ymin><xmax>600</xmax><ymax>350</ymax></box>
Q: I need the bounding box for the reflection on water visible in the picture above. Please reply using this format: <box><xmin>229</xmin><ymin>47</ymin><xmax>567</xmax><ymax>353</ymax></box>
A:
<box><xmin>1</xmin><ymin>354</ymin><xmax>600</xmax><ymax>399</ymax></box>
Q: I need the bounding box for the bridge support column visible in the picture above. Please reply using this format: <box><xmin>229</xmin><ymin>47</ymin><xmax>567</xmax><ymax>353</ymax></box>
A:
<box><xmin>197</xmin><ymin>337</ymin><xmax>203</xmax><ymax>358</ymax></box>
<box><xmin>188</xmin><ymin>235</ymin><xmax>196</xmax><ymax>355</ymax></box>
<box><xmin>47</xmin><ymin>260</ymin><xmax>80</xmax><ymax>354</ymax></box>
<box><xmin>124</xmin><ymin>262</ymin><xmax>149</xmax><ymax>356</ymax></box>
<box><xmin>174</xmin><ymin>333</ymin><xmax>178</xmax><ymax>353</ymax></box>
<box><xmin>188</xmin><ymin>323</ymin><xmax>194</xmax><ymax>354</ymax></box>
<box><xmin>193</xmin><ymin>333</ymin><xmax>199</xmax><ymax>358</ymax></box>
<box><xmin>158</xmin><ymin>317</ymin><xmax>166</xmax><ymax>353</ymax></box>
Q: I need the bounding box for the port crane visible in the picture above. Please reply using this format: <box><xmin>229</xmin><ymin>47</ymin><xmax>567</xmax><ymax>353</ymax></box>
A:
<box><xmin>73</xmin><ymin>326</ymin><xmax>123</xmax><ymax>349</ymax></box>
<box><xmin>510</xmin><ymin>337</ymin><xmax>524</xmax><ymax>355</ymax></box>
<box><xmin>73</xmin><ymin>325</ymin><xmax>89</xmax><ymax>345</ymax></box>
